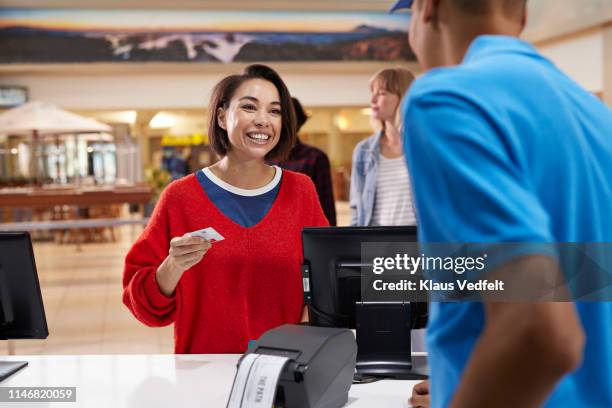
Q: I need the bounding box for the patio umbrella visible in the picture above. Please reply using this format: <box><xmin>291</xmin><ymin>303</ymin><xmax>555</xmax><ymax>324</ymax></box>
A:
<box><xmin>0</xmin><ymin>101</ymin><xmax>112</xmax><ymax>182</ymax></box>
<box><xmin>0</xmin><ymin>101</ymin><xmax>111</xmax><ymax>135</ymax></box>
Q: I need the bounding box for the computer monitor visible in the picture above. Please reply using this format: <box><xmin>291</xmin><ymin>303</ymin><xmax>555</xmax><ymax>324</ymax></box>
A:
<box><xmin>0</xmin><ymin>232</ymin><xmax>49</xmax><ymax>380</ymax></box>
<box><xmin>302</xmin><ymin>226</ymin><xmax>428</xmax><ymax>379</ymax></box>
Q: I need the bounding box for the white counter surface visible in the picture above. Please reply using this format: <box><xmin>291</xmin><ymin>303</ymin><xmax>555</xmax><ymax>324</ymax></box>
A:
<box><xmin>0</xmin><ymin>354</ymin><xmax>419</xmax><ymax>408</ymax></box>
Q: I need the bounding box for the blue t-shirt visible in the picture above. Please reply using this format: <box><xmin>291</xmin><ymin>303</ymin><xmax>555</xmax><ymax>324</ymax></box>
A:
<box><xmin>196</xmin><ymin>166</ymin><xmax>282</xmax><ymax>228</ymax></box>
<box><xmin>403</xmin><ymin>35</ymin><xmax>612</xmax><ymax>408</ymax></box>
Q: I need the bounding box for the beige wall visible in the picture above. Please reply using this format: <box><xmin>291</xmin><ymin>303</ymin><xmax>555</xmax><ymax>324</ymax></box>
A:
<box><xmin>525</xmin><ymin>0</ymin><xmax>611</xmax><ymax>102</ymax></box>
<box><xmin>604</xmin><ymin>23</ymin><xmax>612</xmax><ymax>106</ymax></box>
<box><xmin>535</xmin><ymin>28</ymin><xmax>604</xmax><ymax>93</ymax></box>
<box><xmin>523</xmin><ymin>0</ymin><xmax>612</xmax><ymax>44</ymax></box>
<box><xmin>0</xmin><ymin>63</ymin><xmax>419</xmax><ymax>110</ymax></box>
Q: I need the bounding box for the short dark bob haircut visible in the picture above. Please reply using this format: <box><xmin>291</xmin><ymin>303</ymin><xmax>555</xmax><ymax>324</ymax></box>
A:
<box><xmin>207</xmin><ymin>64</ymin><xmax>297</xmax><ymax>162</ymax></box>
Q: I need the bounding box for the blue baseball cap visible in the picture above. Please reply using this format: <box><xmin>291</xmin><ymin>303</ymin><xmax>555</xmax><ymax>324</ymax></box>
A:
<box><xmin>389</xmin><ymin>0</ymin><xmax>414</xmax><ymax>13</ymax></box>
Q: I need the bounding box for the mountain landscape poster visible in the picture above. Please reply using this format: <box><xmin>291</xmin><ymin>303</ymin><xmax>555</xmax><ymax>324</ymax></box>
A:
<box><xmin>0</xmin><ymin>8</ymin><xmax>415</xmax><ymax>63</ymax></box>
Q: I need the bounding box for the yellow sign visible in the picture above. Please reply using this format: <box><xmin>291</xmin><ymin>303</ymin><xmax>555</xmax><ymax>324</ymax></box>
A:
<box><xmin>161</xmin><ymin>133</ymin><xmax>208</xmax><ymax>146</ymax></box>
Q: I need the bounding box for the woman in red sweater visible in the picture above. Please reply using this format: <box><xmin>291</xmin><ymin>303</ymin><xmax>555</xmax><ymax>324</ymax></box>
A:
<box><xmin>123</xmin><ymin>65</ymin><xmax>329</xmax><ymax>354</ymax></box>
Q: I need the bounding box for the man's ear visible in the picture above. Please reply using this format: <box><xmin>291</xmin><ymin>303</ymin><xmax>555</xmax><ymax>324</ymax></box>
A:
<box><xmin>520</xmin><ymin>4</ymin><xmax>528</xmax><ymax>32</ymax></box>
<box><xmin>217</xmin><ymin>107</ymin><xmax>227</xmax><ymax>130</ymax></box>
<box><xmin>422</xmin><ymin>0</ymin><xmax>441</xmax><ymax>23</ymax></box>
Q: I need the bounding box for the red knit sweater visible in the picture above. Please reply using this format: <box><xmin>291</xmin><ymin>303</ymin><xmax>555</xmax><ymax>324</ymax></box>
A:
<box><xmin>123</xmin><ymin>170</ymin><xmax>329</xmax><ymax>353</ymax></box>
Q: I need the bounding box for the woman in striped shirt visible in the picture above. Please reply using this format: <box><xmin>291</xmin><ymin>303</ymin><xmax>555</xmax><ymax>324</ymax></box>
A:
<box><xmin>349</xmin><ymin>67</ymin><xmax>417</xmax><ymax>227</ymax></box>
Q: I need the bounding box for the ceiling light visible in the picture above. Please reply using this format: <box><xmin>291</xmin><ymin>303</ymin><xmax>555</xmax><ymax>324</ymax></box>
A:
<box><xmin>149</xmin><ymin>112</ymin><xmax>177</xmax><ymax>129</ymax></box>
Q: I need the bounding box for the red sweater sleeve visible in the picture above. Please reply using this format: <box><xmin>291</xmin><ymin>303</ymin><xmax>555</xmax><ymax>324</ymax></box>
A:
<box><xmin>122</xmin><ymin>184</ymin><xmax>177</xmax><ymax>327</ymax></box>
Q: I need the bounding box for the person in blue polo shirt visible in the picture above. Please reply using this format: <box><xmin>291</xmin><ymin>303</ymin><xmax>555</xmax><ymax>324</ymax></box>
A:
<box><xmin>391</xmin><ymin>0</ymin><xmax>612</xmax><ymax>407</ymax></box>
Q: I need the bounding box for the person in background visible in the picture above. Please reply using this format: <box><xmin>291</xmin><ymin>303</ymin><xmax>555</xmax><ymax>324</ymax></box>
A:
<box><xmin>270</xmin><ymin>97</ymin><xmax>337</xmax><ymax>225</ymax></box>
<box><xmin>350</xmin><ymin>67</ymin><xmax>427</xmax><ymax>356</ymax></box>
<box><xmin>161</xmin><ymin>147</ymin><xmax>188</xmax><ymax>180</ymax></box>
<box><xmin>349</xmin><ymin>67</ymin><xmax>416</xmax><ymax>227</ymax></box>
<box><xmin>392</xmin><ymin>0</ymin><xmax>612</xmax><ymax>407</ymax></box>
<box><xmin>123</xmin><ymin>64</ymin><xmax>329</xmax><ymax>354</ymax></box>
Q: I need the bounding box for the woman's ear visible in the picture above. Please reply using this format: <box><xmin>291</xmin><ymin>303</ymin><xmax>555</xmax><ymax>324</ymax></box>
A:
<box><xmin>217</xmin><ymin>107</ymin><xmax>227</xmax><ymax>130</ymax></box>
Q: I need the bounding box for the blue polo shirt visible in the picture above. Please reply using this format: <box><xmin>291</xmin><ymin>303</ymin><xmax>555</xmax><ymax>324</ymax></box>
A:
<box><xmin>403</xmin><ymin>35</ymin><xmax>612</xmax><ymax>408</ymax></box>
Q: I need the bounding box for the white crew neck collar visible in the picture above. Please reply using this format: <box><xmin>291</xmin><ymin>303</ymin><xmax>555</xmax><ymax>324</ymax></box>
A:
<box><xmin>380</xmin><ymin>154</ymin><xmax>405</xmax><ymax>161</ymax></box>
<box><xmin>202</xmin><ymin>166</ymin><xmax>282</xmax><ymax>197</ymax></box>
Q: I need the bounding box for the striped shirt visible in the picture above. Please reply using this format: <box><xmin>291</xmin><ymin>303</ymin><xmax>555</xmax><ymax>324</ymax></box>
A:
<box><xmin>370</xmin><ymin>155</ymin><xmax>416</xmax><ymax>226</ymax></box>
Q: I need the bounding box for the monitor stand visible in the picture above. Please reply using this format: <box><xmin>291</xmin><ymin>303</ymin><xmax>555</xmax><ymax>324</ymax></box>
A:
<box><xmin>355</xmin><ymin>354</ymin><xmax>428</xmax><ymax>380</ymax></box>
<box><xmin>355</xmin><ymin>302</ymin><xmax>428</xmax><ymax>380</ymax></box>
<box><xmin>0</xmin><ymin>361</ymin><xmax>27</xmax><ymax>382</ymax></box>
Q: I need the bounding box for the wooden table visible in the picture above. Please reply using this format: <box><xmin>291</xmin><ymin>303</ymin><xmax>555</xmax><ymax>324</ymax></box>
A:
<box><xmin>0</xmin><ymin>185</ymin><xmax>153</xmax><ymax>209</ymax></box>
<box><xmin>0</xmin><ymin>185</ymin><xmax>153</xmax><ymax>245</ymax></box>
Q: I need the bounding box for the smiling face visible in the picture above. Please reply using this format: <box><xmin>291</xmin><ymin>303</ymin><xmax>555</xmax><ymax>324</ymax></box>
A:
<box><xmin>370</xmin><ymin>81</ymin><xmax>400</xmax><ymax>123</ymax></box>
<box><xmin>217</xmin><ymin>78</ymin><xmax>282</xmax><ymax>161</ymax></box>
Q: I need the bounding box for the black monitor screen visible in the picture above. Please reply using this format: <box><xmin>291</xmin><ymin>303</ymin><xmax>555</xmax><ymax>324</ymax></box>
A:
<box><xmin>0</xmin><ymin>232</ymin><xmax>49</xmax><ymax>340</ymax></box>
<box><xmin>302</xmin><ymin>226</ymin><xmax>426</xmax><ymax>329</ymax></box>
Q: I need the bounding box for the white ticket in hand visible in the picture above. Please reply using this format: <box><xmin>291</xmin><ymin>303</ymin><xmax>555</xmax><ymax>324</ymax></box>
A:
<box><xmin>188</xmin><ymin>227</ymin><xmax>225</xmax><ymax>242</ymax></box>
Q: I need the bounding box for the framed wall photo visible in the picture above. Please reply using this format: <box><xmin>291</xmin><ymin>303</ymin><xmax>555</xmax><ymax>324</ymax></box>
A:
<box><xmin>0</xmin><ymin>8</ymin><xmax>414</xmax><ymax>64</ymax></box>
<box><xmin>0</xmin><ymin>86</ymin><xmax>28</xmax><ymax>108</ymax></box>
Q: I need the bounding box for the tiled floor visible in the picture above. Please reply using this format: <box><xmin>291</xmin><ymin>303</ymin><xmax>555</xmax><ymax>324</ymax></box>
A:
<box><xmin>1</xmin><ymin>202</ymin><xmax>351</xmax><ymax>356</ymax></box>
<box><xmin>2</xmin><ymin>225</ymin><xmax>174</xmax><ymax>356</ymax></box>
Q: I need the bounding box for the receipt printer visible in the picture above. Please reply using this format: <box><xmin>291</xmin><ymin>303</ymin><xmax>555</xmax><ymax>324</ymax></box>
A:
<box><xmin>241</xmin><ymin>324</ymin><xmax>356</xmax><ymax>408</ymax></box>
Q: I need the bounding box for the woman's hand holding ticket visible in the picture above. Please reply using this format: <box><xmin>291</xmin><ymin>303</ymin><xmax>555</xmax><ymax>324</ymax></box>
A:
<box><xmin>156</xmin><ymin>234</ymin><xmax>211</xmax><ymax>296</ymax></box>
